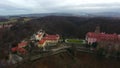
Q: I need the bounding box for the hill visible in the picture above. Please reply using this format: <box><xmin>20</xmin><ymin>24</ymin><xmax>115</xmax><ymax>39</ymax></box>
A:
<box><xmin>1</xmin><ymin>16</ymin><xmax>120</xmax><ymax>59</ymax></box>
<box><xmin>28</xmin><ymin>16</ymin><xmax>120</xmax><ymax>38</ymax></box>
<box><xmin>11</xmin><ymin>52</ymin><xmax>120</xmax><ymax>68</ymax></box>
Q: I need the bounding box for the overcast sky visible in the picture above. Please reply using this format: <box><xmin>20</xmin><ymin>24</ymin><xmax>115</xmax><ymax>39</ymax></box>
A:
<box><xmin>0</xmin><ymin>0</ymin><xmax>120</xmax><ymax>15</ymax></box>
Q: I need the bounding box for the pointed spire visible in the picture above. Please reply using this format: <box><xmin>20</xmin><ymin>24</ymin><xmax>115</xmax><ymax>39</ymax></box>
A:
<box><xmin>95</xmin><ymin>25</ymin><xmax>100</xmax><ymax>33</ymax></box>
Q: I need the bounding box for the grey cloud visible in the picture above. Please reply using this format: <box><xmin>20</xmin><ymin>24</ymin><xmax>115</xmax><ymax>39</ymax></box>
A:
<box><xmin>0</xmin><ymin>0</ymin><xmax>120</xmax><ymax>15</ymax></box>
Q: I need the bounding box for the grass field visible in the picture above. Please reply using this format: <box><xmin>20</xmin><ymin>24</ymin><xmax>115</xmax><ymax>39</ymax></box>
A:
<box><xmin>66</xmin><ymin>39</ymin><xmax>85</xmax><ymax>44</ymax></box>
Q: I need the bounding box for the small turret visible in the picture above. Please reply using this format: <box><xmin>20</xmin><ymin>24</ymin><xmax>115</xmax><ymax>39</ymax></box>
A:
<box><xmin>95</xmin><ymin>25</ymin><xmax>100</xmax><ymax>33</ymax></box>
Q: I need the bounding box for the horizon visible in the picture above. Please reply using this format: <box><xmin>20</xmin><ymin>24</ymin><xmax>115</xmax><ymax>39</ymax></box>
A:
<box><xmin>0</xmin><ymin>0</ymin><xmax>120</xmax><ymax>16</ymax></box>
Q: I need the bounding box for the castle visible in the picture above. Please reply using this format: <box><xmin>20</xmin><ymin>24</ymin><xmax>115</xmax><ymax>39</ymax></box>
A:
<box><xmin>86</xmin><ymin>26</ymin><xmax>120</xmax><ymax>51</ymax></box>
<box><xmin>11</xmin><ymin>30</ymin><xmax>60</xmax><ymax>54</ymax></box>
<box><xmin>35</xmin><ymin>30</ymin><xmax>60</xmax><ymax>49</ymax></box>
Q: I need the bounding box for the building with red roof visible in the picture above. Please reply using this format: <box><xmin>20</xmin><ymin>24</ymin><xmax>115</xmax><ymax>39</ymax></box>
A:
<box><xmin>0</xmin><ymin>25</ymin><xmax>2</xmax><ymax>28</ymax></box>
<box><xmin>11</xmin><ymin>47</ymin><xmax>18</xmax><ymax>52</ymax></box>
<box><xmin>0</xmin><ymin>24</ymin><xmax>13</xmax><ymax>29</ymax></box>
<box><xmin>11</xmin><ymin>41</ymin><xmax>28</xmax><ymax>54</ymax></box>
<box><xmin>43</xmin><ymin>34</ymin><xmax>59</xmax><ymax>42</ymax></box>
<box><xmin>86</xmin><ymin>32</ymin><xmax>119</xmax><ymax>44</ymax></box>
<box><xmin>18</xmin><ymin>41</ymin><xmax>28</xmax><ymax>48</ymax></box>
<box><xmin>35</xmin><ymin>30</ymin><xmax>45</xmax><ymax>40</ymax></box>
<box><xmin>38</xmin><ymin>34</ymin><xmax>60</xmax><ymax>47</ymax></box>
<box><xmin>38</xmin><ymin>39</ymin><xmax>46</xmax><ymax>47</ymax></box>
<box><xmin>86</xmin><ymin>26</ymin><xmax>120</xmax><ymax>51</ymax></box>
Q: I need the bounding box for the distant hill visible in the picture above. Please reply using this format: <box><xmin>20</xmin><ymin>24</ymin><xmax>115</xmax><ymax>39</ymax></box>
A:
<box><xmin>1</xmin><ymin>12</ymin><xmax>120</xmax><ymax>19</ymax></box>
<box><xmin>0</xmin><ymin>17</ymin><xmax>9</xmax><ymax>22</ymax></box>
<box><xmin>3</xmin><ymin>13</ymin><xmax>78</xmax><ymax>18</ymax></box>
<box><xmin>92</xmin><ymin>12</ymin><xmax>120</xmax><ymax>17</ymax></box>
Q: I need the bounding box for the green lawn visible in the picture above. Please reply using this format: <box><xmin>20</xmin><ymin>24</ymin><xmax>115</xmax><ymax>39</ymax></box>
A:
<box><xmin>66</xmin><ymin>39</ymin><xmax>85</xmax><ymax>44</ymax></box>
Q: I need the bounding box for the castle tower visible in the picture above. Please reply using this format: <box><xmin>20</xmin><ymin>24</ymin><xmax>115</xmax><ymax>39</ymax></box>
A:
<box><xmin>95</xmin><ymin>25</ymin><xmax>100</xmax><ymax>33</ymax></box>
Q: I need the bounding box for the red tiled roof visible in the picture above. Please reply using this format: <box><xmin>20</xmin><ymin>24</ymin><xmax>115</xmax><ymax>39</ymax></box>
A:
<box><xmin>39</xmin><ymin>39</ymin><xmax>46</xmax><ymax>44</ymax></box>
<box><xmin>18</xmin><ymin>41</ymin><xmax>27</xmax><ymax>48</ymax></box>
<box><xmin>0</xmin><ymin>25</ymin><xmax>2</xmax><ymax>28</ymax></box>
<box><xmin>86</xmin><ymin>32</ymin><xmax>119</xmax><ymax>41</ymax></box>
<box><xmin>11</xmin><ymin>47</ymin><xmax>27</xmax><ymax>54</ymax></box>
<box><xmin>38</xmin><ymin>34</ymin><xmax>60</xmax><ymax>45</ymax></box>
<box><xmin>17</xmin><ymin>48</ymin><xmax>27</xmax><ymax>54</ymax></box>
<box><xmin>43</xmin><ymin>34</ymin><xmax>59</xmax><ymax>40</ymax></box>
<box><xmin>11</xmin><ymin>47</ymin><xmax>18</xmax><ymax>52</ymax></box>
<box><xmin>11</xmin><ymin>41</ymin><xmax>27</xmax><ymax>54</ymax></box>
